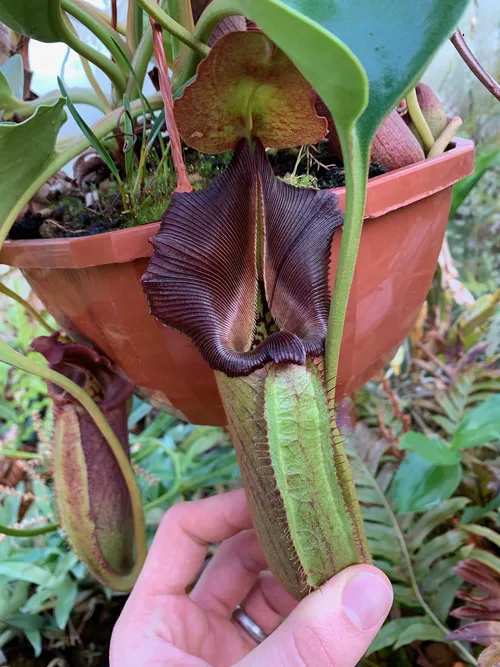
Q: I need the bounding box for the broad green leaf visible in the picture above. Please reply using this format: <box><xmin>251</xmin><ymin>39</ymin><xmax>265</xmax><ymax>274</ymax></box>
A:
<box><xmin>392</xmin><ymin>453</ymin><xmax>463</xmax><ymax>514</ymax></box>
<box><xmin>0</xmin><ymin>0</ymin><xmax>66</xmax><ymax>42</ymax></box>
<box><xmin>452</xmin><ymin>395</ymin><xmax>500</xmax><ymax>450</ymax></box>
<box><xmin>399</xmin><ymin>431</ymin><xmax>461</xmax><ymax>466</ymax></box>
<box><xmin>0</xmin><ymin>53</ymin><xmax>23</xmax><ymax>100</ymax></box>
<box><xmin>0</xmin><ymin>99</ymin><xmax>66</xmax><ymax>237</ymax></box>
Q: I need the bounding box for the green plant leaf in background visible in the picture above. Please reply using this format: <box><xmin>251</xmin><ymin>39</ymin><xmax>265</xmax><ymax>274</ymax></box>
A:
<box><xmin>0</xmin><ymin>99</ymin><xmax>66</xmax><ymax>239</ymax></box>
<box><xmin>393</xmin><ymin>453</ymin><xmax>463</xmax><ymax>514</ymax></box>
<box><xmin>0</xmin><ymin>53</ymin><xmax>24</xmax><ymax>100</ymax></box>
<box><xmin>452</xmin><ymin>395</ymin><xmax>500</xmax><ymax>450</ymax></box>
<box><xmin>0</xmin><ymin>56</ymin><xmax>25</xmax><ymax>115</ymax></box>
<box><xmin>399</xmin><ymin>432</ymin><xmax>461</xmax><ymax>466</ymax></box>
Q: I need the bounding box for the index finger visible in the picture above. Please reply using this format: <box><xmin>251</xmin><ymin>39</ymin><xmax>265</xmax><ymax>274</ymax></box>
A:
<box><xmin>133</xmin><ymin>488</ymin><xmax>253</xmax><ymax>598</ymax></box>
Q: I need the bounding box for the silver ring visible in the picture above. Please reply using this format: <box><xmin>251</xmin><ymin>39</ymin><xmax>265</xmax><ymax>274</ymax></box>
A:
<box><xmin>231</xmin><ymin>605</ymin><xmax>267</xmax><ymax>644</ymax></box>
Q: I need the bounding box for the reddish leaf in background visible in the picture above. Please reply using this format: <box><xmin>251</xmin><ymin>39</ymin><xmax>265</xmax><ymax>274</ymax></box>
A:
<box><xmin>447</xmin><ymin>621</ymin><xmax>500</xmax><ymax>647</ymax></box>
<box><xmin>174</xmin><ymin>31</ymin><xmax>328</xmax><ymax>153</ymax></box>
<box><xmin>451</xmin><ymin>559</ymin><xmax>500</xmax><ymax>621</ymax></box>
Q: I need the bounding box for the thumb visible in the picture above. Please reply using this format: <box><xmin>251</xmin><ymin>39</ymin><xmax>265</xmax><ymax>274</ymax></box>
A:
<box><xmin>236</xmin><ymin>565</ymin><xmax>393</xmax><ymax>667</ymax></box>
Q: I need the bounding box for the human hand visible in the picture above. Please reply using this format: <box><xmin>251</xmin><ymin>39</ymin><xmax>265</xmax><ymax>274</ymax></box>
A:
<box><xmin>110</xmin><ymin>489</ymin><xmax>393</xmax><ymax>667</ymax></box>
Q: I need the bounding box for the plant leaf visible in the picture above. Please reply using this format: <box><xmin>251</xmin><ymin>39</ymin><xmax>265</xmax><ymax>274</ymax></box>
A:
<box><xmin>462</xmin><ymin>496</ymin><xmax>500</xmax><ymax>524</ymax></box>
<box><xmin>142</xmin><ymin>139</ymin><xmax>343</xmax><ymax>377</ymax></box>
<box><xmin>175</xmin><ymin>30</ymin><xmax>327</xmax><ymax>152</ymax></box>
<box><xmin>0</xmin><ymin>99</ymin><xmax>66</xmax><ymax>236</ymax></box>
<box><xmin>392</xmin><ymin>453</ymin><xmax>462</xmax><ymax>514</ymax></box>
<box><xmin>0</xmin><ymin>561</ymin><xmax>52</xmax><ymax>585</ymax></box>
<box><xmin>57</xmin><ymin>77</ymin><xmax>122</xmax><ymax>184</ymax></box>
<box><xmin>446</xmin><ymin>621</ymin><xmax>500</xmax><ymax>647</ymax></box>
<box><xmin>0</xmin><ymin>53</ymin><xmax>23</xmax><ymax>101</ymax></box>
<box><xmin>394</xmin><ymin>621</ymin><xmax>445</xmax><ymax>650</ymax></box>
<box><xmin>55</xmin><ymin>575</ymin><xmax>78</xmax><ymax>630</ymax></box>
<box><xmin>452</xmin><ymin>395</ymin><xmax>500</xmax><ymax>450</ymax></box>
<box><xmin>0</xmin><ymin>0</ymin><xmax>65</xmax><ymax>42</ymax></box>
<box><xmin>399</xmin><ymin>431</ymin><xmax>461</xmax><ymax>466</ymax></box>
<box><xmin>367</xmin><ymin>616</ymin><xmax>433</xmax><ymax>654</ymax></box>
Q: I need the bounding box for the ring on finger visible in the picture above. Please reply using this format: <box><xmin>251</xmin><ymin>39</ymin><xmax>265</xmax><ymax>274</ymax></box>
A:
<box><xmin>231</xmin><ymin>605</ymin><xmax>267</xmax><ymax>644</ymax></box>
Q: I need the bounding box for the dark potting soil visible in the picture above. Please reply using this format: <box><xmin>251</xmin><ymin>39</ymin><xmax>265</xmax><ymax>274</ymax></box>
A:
<box><xmin>8</xmin><ymin>141</ymin><xmax>386</xmax><ymax>241</ymax></box>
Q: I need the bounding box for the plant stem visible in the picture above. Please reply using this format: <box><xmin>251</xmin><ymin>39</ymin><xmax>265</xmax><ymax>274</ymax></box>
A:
<box><xmin>350</xmin><ymin>448</ymin><xmax>479</xmax><ymax>666</ymax></box>
<box><xmin>135</xmin><ymin>3</ymin><xmax>144</xmax><ymax>45</ymax></box>
<box><xmin>80</xmin><ymin>57</ymin><xmax>113</xmax><ymax>112</ymax></box>
<box><xmin>150</xmin><ymin>6</ymin><xmax>192</xmax><ymax>192</ymax></box>
<box><xmin>58</xmin><ymin>10</ymin><xmax>127</xmax><ymax>96</ymax></box>
<box><xmin>324</xmin><ymin>127</ymin><xmax>368</xmax><ymax>398</ymax></box>
<box><xmin>126</xmin><ymin>25</ymin><xmax>154</xmax><ymax>99</ymax></box>
<box><xmin>427</xmin><ymin>117</ymin><xmax>463</xmax><ymax>159</ymax></box>
<box><xmin>0</xmin><ymin>449</ymin><xmax>40</xmax><ymax>460</ymax></box>
<box><xmin>125</xmin><ymin>0</ymin><xmax>174</xmax><ymax>99</ymax></box>
<box><xmin>0</xmin><ymin>522</ymin><xmax>59</xmax><ymax>537</ymax></box>
<box><xmin>0</xmin><ymin>284</ymin><xmax>55</xmax><ymax>333</ymax></box>
<box><xmin>14</xmin><ymin>88</ymin><xmax>108</xmax><ymax>117</ymax></box>
<box><xmin>406</xmin><ymin>88</ymin><xmax>435</xmax><ymax>154</ymax></box>
<box><xmin>172</xmin><ymin>0</ymin><xmax>232</xmax><ymax>90</ymax></box>
<box><xmin>62</xmin><ymin>0</ymin><xmax>132</xmax><ymax>69</ymax></box>
<box><xmin>0</xmin><ymin>341</ymin><xmax>147</xmax><ymax>591</ymax></box>
<box><xmin>164</xmin><ymin>0</ymin><xmax>195</xmax><ymax>61</ymax></box>
<box><xmin>137</xmin><ymin>0</ymin><xmax>209</xmax><ymax>58</ymax></box>
<box><xmin>127</xmin><ymin>0</ymin><xmax>139</xmax><ymax>52</ymax></box>
<box><xmin>451</xmin><ymin>29</ymin><xmax>500</xmax><ymax>102</ymax></box>
<box><xmin>72</xmin><ymin>0</ymin><xmax>127</xmax><ymax>35</ymax></box>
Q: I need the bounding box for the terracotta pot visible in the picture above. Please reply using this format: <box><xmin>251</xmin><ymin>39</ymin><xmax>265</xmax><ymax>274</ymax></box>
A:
<box><xmin>0</xmin><ymin>139</ymin><xmax>474</xmax><ymax>426</ymax></box>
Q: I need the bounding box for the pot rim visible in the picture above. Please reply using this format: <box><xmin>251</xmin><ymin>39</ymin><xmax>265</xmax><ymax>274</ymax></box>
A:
<box><xmin>0</xmin><ymin>138</ymin><xmax>474</xmax><ymax>270</ymax></box>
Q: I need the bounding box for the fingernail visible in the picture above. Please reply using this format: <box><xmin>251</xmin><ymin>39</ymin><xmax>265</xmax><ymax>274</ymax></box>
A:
<box><xmin>342</xmin><ymin>572</ymin><xmax>393</xmax><ymax>630</ymax></box>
